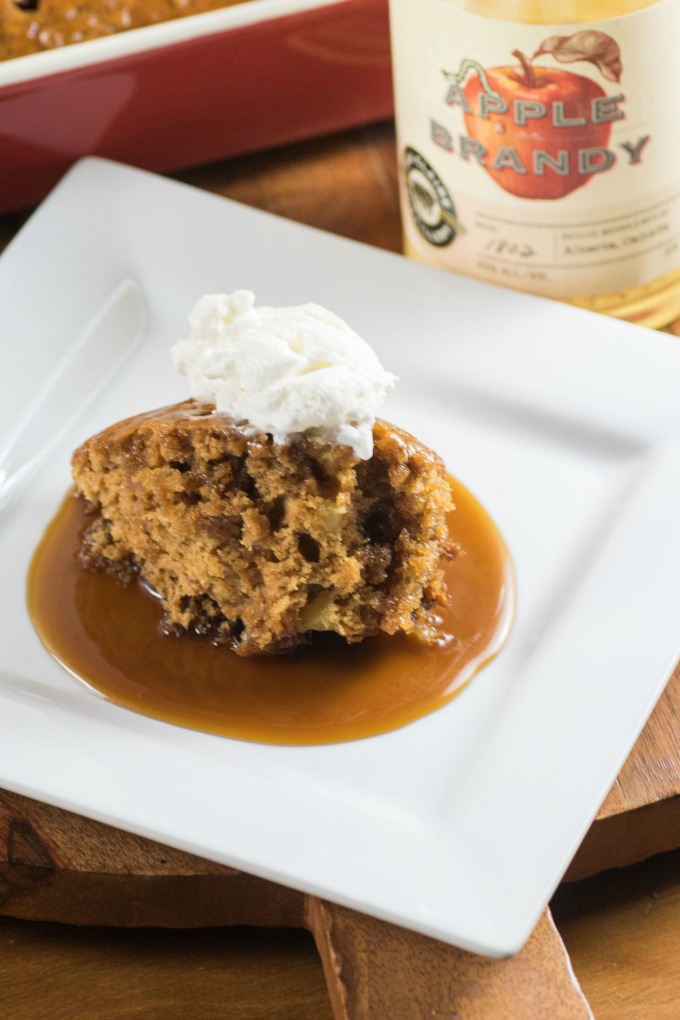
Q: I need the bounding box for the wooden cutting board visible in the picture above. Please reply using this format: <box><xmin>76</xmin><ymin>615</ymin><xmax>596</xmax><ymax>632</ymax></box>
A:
<box><xmin>0</xmin><ymin>792</ymin><xmax>589</xmax><ymax>1019</ymax></box>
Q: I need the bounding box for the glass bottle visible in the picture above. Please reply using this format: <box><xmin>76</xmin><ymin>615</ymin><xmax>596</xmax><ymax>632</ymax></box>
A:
<box><xmin>390</xmin><ymin>0</ymin><xmax>680</xmax><ymax>327</ymax></box>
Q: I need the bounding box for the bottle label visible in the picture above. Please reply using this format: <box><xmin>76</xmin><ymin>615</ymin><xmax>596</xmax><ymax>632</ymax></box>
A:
<box><xmin>390</xmin><ymin>0</ymin><xmax>680</xmax><ymax>298</ymax></box>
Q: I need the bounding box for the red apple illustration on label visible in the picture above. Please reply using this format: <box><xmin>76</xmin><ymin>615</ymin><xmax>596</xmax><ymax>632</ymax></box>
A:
<box><xmin>453</xmin><ymin>31</ymin><xmax>623</xmax><ymax>200</ymax></box>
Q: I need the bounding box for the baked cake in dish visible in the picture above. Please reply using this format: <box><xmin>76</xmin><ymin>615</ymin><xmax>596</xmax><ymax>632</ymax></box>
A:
<box><xmin>0</xmin><ymin>0</ymin><xmax>247</xmax><ymax>61</ymax></box>
<box><xmin>71</xmin><ymin>399</ymin><xmax>453</xmax><ymax>656</ymax></box>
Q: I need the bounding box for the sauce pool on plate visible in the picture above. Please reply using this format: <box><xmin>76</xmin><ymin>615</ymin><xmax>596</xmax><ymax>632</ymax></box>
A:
<box><xmin>27</xmin><ymin>477</ymin><xmax>513</xmax><ymax>745</ymax></box>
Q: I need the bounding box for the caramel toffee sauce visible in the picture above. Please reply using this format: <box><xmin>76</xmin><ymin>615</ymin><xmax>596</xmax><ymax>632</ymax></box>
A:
<box><xmin>27</xmin><ymin>479</ymin><xmax>513</xmax><ymax>745</ymax></box>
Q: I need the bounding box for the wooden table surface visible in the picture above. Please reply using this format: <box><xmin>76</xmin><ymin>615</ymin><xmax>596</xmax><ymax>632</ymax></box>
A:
<box><xmin>1</xmin><ymin>121</ymin><xmax>679</xmax><ymax>1019</ymax></box>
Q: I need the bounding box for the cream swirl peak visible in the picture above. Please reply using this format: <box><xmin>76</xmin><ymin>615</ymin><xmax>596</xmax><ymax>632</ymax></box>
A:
<box><xmin>171</xmin><ymin>290</ymin><xmax>396</xmax><ymax>460</ymax></box>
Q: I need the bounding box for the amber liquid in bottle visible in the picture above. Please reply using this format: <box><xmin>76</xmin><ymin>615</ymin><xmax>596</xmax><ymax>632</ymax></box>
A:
<box><xmin>394</xmin><ymin>0</ymin><xmax>680</xmax><ymax>327</ymax></box>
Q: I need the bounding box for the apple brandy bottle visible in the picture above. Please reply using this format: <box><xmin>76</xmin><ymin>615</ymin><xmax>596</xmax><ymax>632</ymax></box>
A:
<box><xmin>389</xmin><ymin>0</ymin><xmax>680</xmax><ymax>327</ymax></box>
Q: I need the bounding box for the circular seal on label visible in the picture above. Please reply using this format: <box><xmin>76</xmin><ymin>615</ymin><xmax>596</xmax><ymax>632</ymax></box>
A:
<box><xmin>404</xmin><ymin>148</ymin><xmax>460</xmax><ymax>248</ymax></box>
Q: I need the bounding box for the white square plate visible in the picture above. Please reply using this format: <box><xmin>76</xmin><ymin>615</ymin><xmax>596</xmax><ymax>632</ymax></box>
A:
<box><xmin>1</xmin><ymin>158</ymin><xmax>679</xmax><ymax>957</ymax></box>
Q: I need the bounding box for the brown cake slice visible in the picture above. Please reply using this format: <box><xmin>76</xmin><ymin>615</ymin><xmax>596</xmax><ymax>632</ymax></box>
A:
<box><xmin>71</xmin><ymin>399</ymin><xmax>454</xmax><ymax>656</ymax></box>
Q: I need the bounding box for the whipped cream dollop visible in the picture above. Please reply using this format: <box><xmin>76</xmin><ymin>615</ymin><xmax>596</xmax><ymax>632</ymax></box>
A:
<box><xmin>171</xmin><ymin>290</ymin><xmax>396</xmax><ymax>460</ymax></box>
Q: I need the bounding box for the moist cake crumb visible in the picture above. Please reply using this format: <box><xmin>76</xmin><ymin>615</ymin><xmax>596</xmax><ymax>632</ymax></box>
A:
<box><xmin>71</xmin><ymin>399</ymin><xmax>454</xmax><ymax>656</ymax></box>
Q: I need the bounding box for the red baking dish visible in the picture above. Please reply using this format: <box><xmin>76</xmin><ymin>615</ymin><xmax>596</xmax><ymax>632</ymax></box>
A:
<box><xmin>0</xmin><ymin>0</ymin><xmax>393</xmax><ymax>213</ymax></box>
